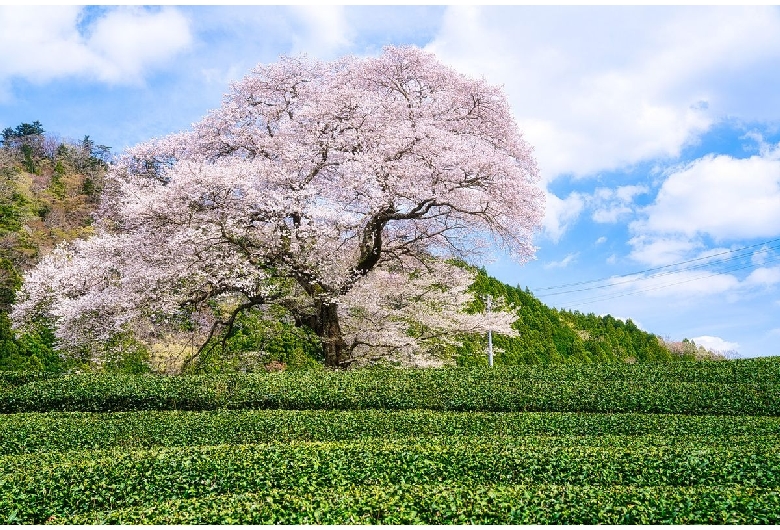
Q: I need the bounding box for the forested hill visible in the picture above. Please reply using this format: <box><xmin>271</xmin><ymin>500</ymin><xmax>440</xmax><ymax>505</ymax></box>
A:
<box><xmin>0</xmin><ymin>122</ymin><xmax>109</xmax><ymax>371</ymax></box>
<box><xmin>0</xmin><ymin>122</ymin><xmax>719</xmax><ymax>373</ymax></box>
<box><xmin>458</xmin><ymin>269</ymin><xmax>719</xmax><ymax>365</ymax></box>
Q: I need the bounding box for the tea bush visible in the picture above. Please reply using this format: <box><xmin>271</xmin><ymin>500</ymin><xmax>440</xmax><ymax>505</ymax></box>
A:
<box><xmin>1</xmin><ymin>358</ymin><xmax>779</xmax><ymax>524</ymax></box>
<box><xmin>1</xmin><ymin>361</ymin><xmax>778</xmax><ymax>415</ymax></box>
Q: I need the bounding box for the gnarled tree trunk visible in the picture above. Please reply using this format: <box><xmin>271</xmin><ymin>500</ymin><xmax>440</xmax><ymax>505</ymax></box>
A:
<box><xmin>317</xmin><ymin>301</ymin><xmax>348</xmax><ymax>368</ymax></box>
<box><xmin>297</xmin><ymin>300</ymin><xmax>349</xmax><ymax>368</ymax></box>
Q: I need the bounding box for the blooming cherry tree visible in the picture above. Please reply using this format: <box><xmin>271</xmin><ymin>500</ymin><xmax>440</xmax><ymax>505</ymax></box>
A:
<box><xmin>340</xmin><ymin>258</ymin><xmax>520</xmax><ymax>367</ymax></box>
<box><xmin>13</xmin><ymin>46</ymin><xmax>544</xmax><ymax>368</ymax></box>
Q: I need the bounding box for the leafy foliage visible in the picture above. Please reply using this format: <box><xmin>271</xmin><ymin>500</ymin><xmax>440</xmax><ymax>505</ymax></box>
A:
<box><xmin>194</xmin><ymin>307</ymin><xmax>324</xmax><ymax>373</ymax></box>
<box><xmin>0</xmin><ymin>122</ymin><xmax>108</xmax><ymax>371</ymax></box>
<box><xmin>2</xmin><ymin>436</ymin><xmax>780</xmax><ymax>523</ymax></box>
<box><xmin>1</xmin><ymin>362</ymin><xmax>779</xmax><ymax>524</ymax></box>
<box><xmin>1</xmin><ymin>409</ymin><xmax>778</xmax><ymax>455</ymax></box>
<box><xmin>1</xmin><ymin>358</ymin><xmax>778</xmax><ymax>414</ymax></box>
<box><xmin>54</xmin><ymin>484</ymin><xmax>780</xmax><ymax>525</ymax></box>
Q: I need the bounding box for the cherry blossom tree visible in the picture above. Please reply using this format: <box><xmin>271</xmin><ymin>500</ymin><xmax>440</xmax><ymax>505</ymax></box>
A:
<box><xmin>12</xmin><ymin>46</ymin><xmax>544</xmax><ymax>368</ymax></box>
<box><xmin>340</xmin><ymin>258</ymin><xmax>519</xmax><ymax>367</ymax></box>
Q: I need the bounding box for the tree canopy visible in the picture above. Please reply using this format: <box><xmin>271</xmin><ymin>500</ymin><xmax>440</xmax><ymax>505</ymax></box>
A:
<box><xmin>13</xmin><ymin>46</ymin><xmax>545</xmax><ymax>369</ymax></box>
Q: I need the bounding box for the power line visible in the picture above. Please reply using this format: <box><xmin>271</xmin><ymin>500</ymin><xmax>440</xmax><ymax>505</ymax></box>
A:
<box><xmin>560</xmin><ymin>254</ymin><xmax>780</xmax><ymax>308</ymax></box>
<box><xmin>531</xmin><ymin>237</ymin><xmax>780</xmax><ymax>294</ymax></box>
<box><xmin>538</xmin><ymin>242</ymin><xmax>780</xmax><ymax>297</ymax></box>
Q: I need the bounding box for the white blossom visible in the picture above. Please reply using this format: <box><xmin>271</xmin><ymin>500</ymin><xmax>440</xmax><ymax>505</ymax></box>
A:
<box><xmin>12</xmin><ymin>46</ymin><xmax>543</xmax><ymax>368</ymax></box>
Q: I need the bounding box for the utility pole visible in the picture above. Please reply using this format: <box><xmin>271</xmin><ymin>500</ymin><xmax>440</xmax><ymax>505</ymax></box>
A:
<box><xmin>486</xmin><ymin>294</ymin><xmax>494</xmax><ymax>367</ymax></box>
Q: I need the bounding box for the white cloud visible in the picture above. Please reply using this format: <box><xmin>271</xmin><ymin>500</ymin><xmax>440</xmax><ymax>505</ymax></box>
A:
<box><xmin>568</xmin><ymin>261</ymin><xmax>778</xmax><ymax>310</ymax></box>
<box><xmin>288</xmin><ymin>6</ymin><xmax>352</xmax><ymax>58</ymax></box>
<box><xmin>591</xmin><ymin>184</ymin><xmax>648</xmax><ymax>224</ymax></box>
<box><xmin>595</xmin><ymin>236</ymin><xmax>607</xmax><ymax>245</ymax></box>
<box><xmin>615</xmin><ymin>270</ymin><xmax>741</xmax><ymax>299</ymax></box>
<box><xmin>627</xmin><ymin>235</ymin><xmax>703</xmax><ymax>266</ymax></box>
<box><xmin>426</xmin><ymin>6</ymin><xmax>780</xmax><ymax>181</ymax></box>
<box><xmin>542</xmin><ymin>191</ymin><xmax>584</xmax><ymax>242</ymax></box>
<box><xmin>593</xmin><ymin>205</ymin><xmax>632</xmax><ymax>224</ymax></box>
<box><xmin>615</xmin><ymin>185</ymin><xmax>648</xmax><ymax>203</ymax></box>
<box><xmin>689</xmin><ymin>335</ymin><xmax>740</xmax><ymax>353</ymax></box>
<box><xmin>88</xmin><ymin>8</ymin><xmax>193</xmax><ymax>83</ymax></box>
<box><xmin>544</xmin><ymin>252</ymin><xmax>579</xmax><ymax>269</ymax></box>
<box><xmin>634</xmin><ymin>149</ymin><xmax>780</xmax><ymax>241</ymax></box>
<box><xmin>745</xmin><ymin>266</ymin><xmax>780</xmax><ymax>287</ymax></box>
<box><xmin>0</xmin><ymin>6</ymin><xmax>191</xmax><ymax>86</ymax></box>
<box><xmin>752</xmin><ymin>246</ymin><xmax>773</xmax><ymax>266</ymax></box>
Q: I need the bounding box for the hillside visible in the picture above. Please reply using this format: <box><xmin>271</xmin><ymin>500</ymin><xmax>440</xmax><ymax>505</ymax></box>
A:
<box><xmin>1</xmin><ymin>122</ymin><xmax>109</xmax><ymax>372</ymax></box>
<box><xmin>457</xmin><ymin>269</ymin><xmax>701</xmax><ymax>366</ymax></box>
<box><xmin>0</xmin><ymin>122</ymin><xmax>719</xmax><ymax>373</ymax></box>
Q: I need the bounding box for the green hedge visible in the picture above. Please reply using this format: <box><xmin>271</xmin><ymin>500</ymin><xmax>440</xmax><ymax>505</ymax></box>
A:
<box><xmin>2</xmin><ymin>359</ymin><xmax>780</xmax><ymax>524</ymax></box>
<box><xmin>1</xmin><ymin>360</ymin><xmax>779</xmax><ymax>414</ymax></box>
<box><xmin>54</xmin><ymin>484</ymin><xmax>780</xmax><ymax>525</ymax></box>
<box><xmin>2</xmin><ymin>409</ymin><xmax>779</xmax><ymax>454</ymax></box>
<box><xmin>3</xmin><ymin>437</ymin><xmax>780</xmax><ymax>523</ymax></box>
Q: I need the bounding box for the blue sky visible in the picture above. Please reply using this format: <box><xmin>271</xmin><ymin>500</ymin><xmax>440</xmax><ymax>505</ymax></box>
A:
<box><xmin>1</xmin><ymin>5</ymin><xmax>779</xmax><ymax>358</ymax></box>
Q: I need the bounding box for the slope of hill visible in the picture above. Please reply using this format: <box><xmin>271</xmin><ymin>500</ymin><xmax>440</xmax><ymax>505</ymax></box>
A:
<box><xmin>0</xmin><ymin>122</ymin><xmax>108</xmax><ymax>372</ymax></box>
<box><xmin>455</xmin><ymin>269</ymin><xmax>694</xmax><ymax>366</ymax></box>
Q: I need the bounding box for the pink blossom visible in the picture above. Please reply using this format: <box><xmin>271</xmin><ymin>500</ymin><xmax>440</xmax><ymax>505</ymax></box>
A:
<box><xmin>13</xmin><ymin>46</ymin><xmax>543</xmax><ymax>369</ymax></box>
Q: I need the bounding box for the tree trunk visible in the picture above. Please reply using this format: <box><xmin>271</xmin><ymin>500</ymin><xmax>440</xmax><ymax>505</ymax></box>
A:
<box><xmin>317</xmin><ymin>301</ymin><xmax>348</xmax><ymax>368</ymax></box>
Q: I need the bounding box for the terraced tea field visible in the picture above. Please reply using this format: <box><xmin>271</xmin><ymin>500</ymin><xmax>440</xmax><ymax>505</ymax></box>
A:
<box><xmin>2</xmin><ymin>359</ymin><xmax>779</xmax><ymax>523</ymax></box>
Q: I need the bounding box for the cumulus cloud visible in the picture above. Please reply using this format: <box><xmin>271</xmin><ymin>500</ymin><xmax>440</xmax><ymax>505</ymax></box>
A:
<box><xmin>288</xmin><ymin>6</ymin><xmax>352</xmax><ymax>58</ymax></box>
<box><xmin>544</xmin><ymin>252</ymin><xmax>579</xmax><ymax>269</ymax></box>
<box><xmin>593</xmin><ymin>206</ymin><xmax>630</xmax><ymax>224</ymax></box>
<box><xmin>627</xmin><ymin>236</ymin><xmax>703</xmax><ymax>266</ymax></box>
<box><xmin>633</xmin><ymin>148</ymin><xmax>780</xmax><ymax>242</ymax></box>
<box><xmin>426</xmin><ymin>6</ymin><xmax>780</xmax><ymax>181</ymax></box>
<box><xmin>690</xmin><ymin>335</ymin><xmax>740</xmax><ymax>353</ymax></box>
<box><xmin>745</xmin><ymin>266</ymin><xmax>780</xmax><ymax>286</ymax></box>
<box><xmin>542</xmin><ymin>183</ymin><xmax>649</xmax><ymax>243</ymax></box>
<box><xmin>591</xmin><ymin>185</ymin><xmax>648</xmax><ymax>224</ymax></box>
<box><xmin>542</xmin><ymin>191</ymin><xmax>584</xmax><ymax>242</ymax></box>
<box><xmin>0</xmin><ymin>6</ymin><xmax>191</xmax><ymax>86</ymax></box>
<box><xmin>751</xmin><ymin>246</ymin><xmax>774</xmax><ymax>266</ymax></box>
<box><xmin>612</xmin><ymin>270</ymin><xmax>741</xmax><ymax>299</ymax></box>
<box><xmin>566</xmin><ymin>258</ymin><xmax>780</xmax><ymax>312</ymax></box>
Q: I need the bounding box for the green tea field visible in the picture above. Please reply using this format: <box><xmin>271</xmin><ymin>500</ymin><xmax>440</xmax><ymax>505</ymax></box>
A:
<box><xmin>2</xmin><ymin>359</ymin><xmax>780</xmax><ymax>524</ymax></box>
